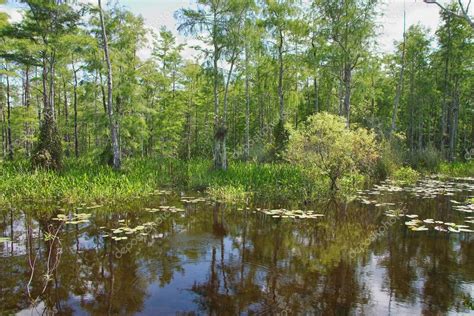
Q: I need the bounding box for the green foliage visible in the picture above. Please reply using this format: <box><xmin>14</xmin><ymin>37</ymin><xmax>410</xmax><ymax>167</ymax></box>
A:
<box><xmin>286</xmin><ymin>112</ymin><xmax>379</xmax><ymax>191</ymax></box>
<box><xmin>0</xmin><ymin>158</ymin><xmax>337</xmax><ymax>207</ymax></box>
<box><xmin>182</xmin><ymin>159</ymin><xmax>328</xmax><ymax>202</ymax></box>
<box><xmin>338</xmin><ymin>172</ymin><xmax>366</xmax><ymax>200</ymax></box>
<box><xmin>392</xmin><ymin>166</ymin><xmax>420</xmax><ymax>185</ymax></box>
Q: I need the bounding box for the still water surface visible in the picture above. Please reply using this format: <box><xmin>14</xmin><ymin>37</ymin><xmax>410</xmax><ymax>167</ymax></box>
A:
<box><xmin>1</xmin><ymin>177</ymin><xmax>473</xmax><ymax>315</ymax></box>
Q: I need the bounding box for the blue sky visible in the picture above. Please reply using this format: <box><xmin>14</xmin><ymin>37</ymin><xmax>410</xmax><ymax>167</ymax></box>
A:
<box><xmin>0</xmin><ymin>0</ymin><xmax>449</xmax><ymax>59</ymax></box>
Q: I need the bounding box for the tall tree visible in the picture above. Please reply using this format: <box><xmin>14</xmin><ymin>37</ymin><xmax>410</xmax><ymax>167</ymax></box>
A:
<box><xmin>177</xmin><ymin>0</ymin><xmax>250</xmax><ymax>170</ymax></box>
<box><xmin>2</xmin><ymin>0</ymin><xmax>81</xmax><ymax>170</ymax></box>
<box><xmin>98</xmin><ymin>0</ymin><xmax>121</xmax><ymax>169</ymax></box>
<box><xmin>316</xmin><ymin>0</ymin><xmax>378</xmax><ymax>127</ymax></box>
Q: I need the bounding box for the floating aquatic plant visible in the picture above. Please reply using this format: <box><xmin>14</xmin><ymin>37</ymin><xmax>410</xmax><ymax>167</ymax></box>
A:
<box><xmin>257</xmin><ymin>208</ymin><xmax>324</xmax><ymax>219</ymax></box>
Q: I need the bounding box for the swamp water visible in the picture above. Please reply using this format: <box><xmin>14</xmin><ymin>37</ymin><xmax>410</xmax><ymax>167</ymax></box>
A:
<box><xmin>1</xmin><ymin>177</ymin><xmax>474</xmax><ymax>315</ymax></box>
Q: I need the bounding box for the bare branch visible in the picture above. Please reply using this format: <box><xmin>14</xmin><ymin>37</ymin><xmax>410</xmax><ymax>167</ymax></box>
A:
<box><xmin>424</xmin><ymin>0</ymin><xmax>474</xmax><ymax>29</ymax></box>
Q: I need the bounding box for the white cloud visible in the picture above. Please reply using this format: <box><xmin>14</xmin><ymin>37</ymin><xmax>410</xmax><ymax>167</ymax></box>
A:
<box><xmin>377</xmin><ymin>0</ymin><xmax>442</xmax><ymax>52</ymax></box>
<box><xmin>0</xmin><ymin>5</ymin><xmax>23</xmax><ymax>23</ymax></box>
<box><xmin>1</xmin><ymin>0</ymin><xmax>449</xmax><ymax>59</ymax></box>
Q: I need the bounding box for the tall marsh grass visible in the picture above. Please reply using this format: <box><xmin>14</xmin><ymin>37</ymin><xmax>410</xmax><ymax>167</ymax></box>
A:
<box><xmin>0</xmin><ymin>157</ymin><xmax>366</xmax><ymax>207</ymax></box>
<box><xmin>0</xmin><ymin>158</ymin><xmax>167</xmax><ymax>206</ymax></box>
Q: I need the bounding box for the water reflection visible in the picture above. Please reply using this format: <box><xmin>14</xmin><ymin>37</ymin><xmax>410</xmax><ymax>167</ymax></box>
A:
<box><xmin>1</xmin><ymin>179</ymin><xmax>473</xmax><ymax>315</ymax></box>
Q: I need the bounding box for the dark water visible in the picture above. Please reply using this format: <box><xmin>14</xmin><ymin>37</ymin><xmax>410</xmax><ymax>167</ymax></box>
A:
<box><xmin>1</xmin><ymin>178</ymin><xmax>474</xmax><ymax>315</ymax></box>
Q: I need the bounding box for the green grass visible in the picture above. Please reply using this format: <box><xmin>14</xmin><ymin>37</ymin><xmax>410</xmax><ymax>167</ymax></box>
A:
<box><xmin>437</xmin><ymin>161</ymin><xmax>474</xmax><ymax>177</ymax></box>
<box><xmin>182</xmin><ymin>159</ymin><xmax>333</xmax><ymax>202</ymax></box>
<box><xmin>5</xmin><ymin>156</ymin><xmax>471</xmax><ymax>208</ymax></box>
<box><xmin>0</xmin><ymin>157</ymin><xmax>367</xmax><ymax>207</ymax></box>
<box><xmin>0</xmin><ymin>158</ymin><xmax>169</xmax><ymax>207</ymax></box>
<box><xmin>206</xmin><ymin>184</ymin><xmax>251</xmax><ymax>204</ymax></box>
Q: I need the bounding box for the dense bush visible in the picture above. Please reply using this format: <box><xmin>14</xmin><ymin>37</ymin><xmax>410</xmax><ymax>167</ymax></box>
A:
<box><xmin>285</xmin><ymin>112</ymin><xmax>379</xmax><ymax>191</ymax></box>
<box><xmin>183</xmin><ymin>159</ymin><xmax>326</xmax><ymax>202</ymax></box>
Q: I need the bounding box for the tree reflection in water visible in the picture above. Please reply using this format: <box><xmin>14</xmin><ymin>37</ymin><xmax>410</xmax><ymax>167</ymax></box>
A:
<box><xmin>0</xmin><ymin>186</ymin><xmax>473</xmax><ymax>315</ymax></box>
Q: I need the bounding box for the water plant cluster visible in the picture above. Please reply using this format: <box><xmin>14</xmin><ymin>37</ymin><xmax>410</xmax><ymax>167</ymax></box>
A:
<box><xmin>255</xmin><ymin>208</ymin><xmax>325</xmax><ymax>219</ymax></box>
<box><xmin>356</xmin><ymin>177</ymin><xmax>474</xmax><ymax>235</ymax></box>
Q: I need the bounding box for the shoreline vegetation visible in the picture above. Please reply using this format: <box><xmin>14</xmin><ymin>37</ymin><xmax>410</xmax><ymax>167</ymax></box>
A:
<box><xmin>1</xmin><ymin>155</ymin><xmax>472</xmax><ymax>208</ymax></box>
<box><xmin>0</xmin><ymin>1</ymin><xmax>472</xmax><ymax>209</ymax></box>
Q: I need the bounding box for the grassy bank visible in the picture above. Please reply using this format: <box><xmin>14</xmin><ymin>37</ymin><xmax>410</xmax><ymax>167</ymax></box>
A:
<box><xmin>437</xmin><ymin>161</ymin><xmax>474</xmax><ymax>177</ymax></box>
<box><xmin>1</xmin><ymin>158</ymin><xmax>472</xmax><ymax>207</ymax></box>
<box><xmin>0</xmin><ymin>158</ymin><xmax>360</xmax><ymax>207</ymax></box>
<box><xmin>0</xmin><ymin>158</ymin><xmax>168</xmax><ymax>206</ymax></box>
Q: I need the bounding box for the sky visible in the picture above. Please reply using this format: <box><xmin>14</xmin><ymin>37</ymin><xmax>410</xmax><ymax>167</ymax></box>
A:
<box><xmin>0</xmin><ymin>0</ymin><xmax>450</xmax><ymax>59</ymax></box>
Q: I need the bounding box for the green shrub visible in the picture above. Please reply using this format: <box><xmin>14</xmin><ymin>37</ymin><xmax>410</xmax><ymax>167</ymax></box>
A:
<box><xmin>285</xmin><ymin>112</ymin><xmax>379</xmax><ymax>191</ymax></box>
<box><xmin>185</xmin><ymin>160</ymin><xmax>325</xmax><ymax>202</ymax></box>
<box><xmin>392</xmin><ymin>166</ymin><xmax>420</xmax><ymax>185</ymax></box>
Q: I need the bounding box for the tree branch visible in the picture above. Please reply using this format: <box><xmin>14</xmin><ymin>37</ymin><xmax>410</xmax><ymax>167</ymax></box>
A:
<box><xmin>424</xmin><ymin>0</ymin><xmax>474</xmax><ymax>28</ymax></box>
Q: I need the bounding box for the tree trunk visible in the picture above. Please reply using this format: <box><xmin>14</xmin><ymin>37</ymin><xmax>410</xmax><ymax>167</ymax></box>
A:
<box><xmin>391</xmin><ymin>40</ymin><xmax>405</xmax><ymax>135</ymax></box>
<box><xmin>338</xmin><ymin>70</ymin><xmax>344</xmax><ymax>116</ymax></box>
<box><xmin>244</xmin><ymin>44</ymin><xmax>250</xmax><ymax>161</ymax></box>
<box><xmin>277</xmin><ymin>29</ymin><xmax>284</xmax><ymax>123</ymax></box>
<box><xmin>6</xmin><ymin>71</ymin><xmax>13</xmax><ymax>160</ymax></box>
<box><xmin>343</xmin><ymin>63</ymin><xmax>352</xmax><ymax>128</ymax></box>
<box><xmin>32</xmin><ymin>53</ymin><xmax>63</xmax><ymax>170</ymax></box>
<box><xmin>448</xmin><ymin>80</ymin><xmax>459</xmax><ymax>161</ymax></box>
<box><xmin>391</xmin><ymin>9</ymin><xmax>406</xmax><ymax>136</ymax></box>
<box><xmin>72</xmin><ymin>62</ymin><xmax>79</xmax><ymax>158</ymax></box>
<box><xmin>313</xmin><ymin>76</ymin><xmax>319</xmax><ymax>113</ymax></box>
<box><xmin>408</xmin><ymin>61</ymin><xmax>415</xmax><ymax>151</ymax></box>
<box><xmin>440</xmin><ymin>16</ymin><xmax>451</xmax><ymax>157</ymax></box>
<box><xmin>98</xmin><ymin>0</ymin><xmax>121</xmax><ymax>170</ymax></box>
<box><xmin>24</xmin><ymin>65</ymin><xmax>31</xmax><ymax>156</ymax></box>
<box><xmin>49</xmin><ymin>51</ymin><xmax>56</xmax><ymax>120</ymax></box>
<box><xmin>1</xmin><ymin>103</ymin><xmax>5</xmax><ymax>158</ymax></box>
<box><xmin>221</xmin><ymin>52</ymin><xmax>237</xmax><ymax>171</ymax></box>
<box><xmin>212</xmin><ymin>11</ymin><xmax>224</xmax><ymax>170</ymax></box>
<box><xmin>63</xmin><ymin>80</ymin><xmax>70</xmax><ymax>157</ymax></box>
<box><xmin>42</xmin><ymin>57</ymin><xmax>50</xmax><ymax>121</ymax></box>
